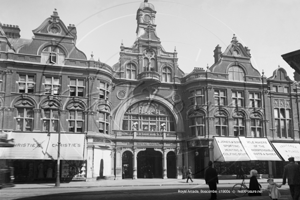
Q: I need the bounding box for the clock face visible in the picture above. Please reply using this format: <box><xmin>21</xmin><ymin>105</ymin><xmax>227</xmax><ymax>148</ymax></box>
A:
<box><xmin>144</xmin><ymin>15</ymin><xmax>151</xmax><ymax>23</ymax></box>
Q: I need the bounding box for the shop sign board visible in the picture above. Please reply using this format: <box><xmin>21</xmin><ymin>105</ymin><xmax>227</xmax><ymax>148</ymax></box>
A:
<box><xmin>272</xmin><ymin>143</ymin><xmax>300</xmax><ymax>161</ymax></box>
<box><xmin>0</xmin><ymin>132</ymin><xmax>85</xmax><ymax>160</ymax></box>
<box><xmin>239</xmin><ymin>137</ymin><xmax>281</xmax><ymax>161</ymax></box>
<box><xmin>213</xmin><ymin>137</ymin><xmax>250</xmax><ymax>162</ymax></box>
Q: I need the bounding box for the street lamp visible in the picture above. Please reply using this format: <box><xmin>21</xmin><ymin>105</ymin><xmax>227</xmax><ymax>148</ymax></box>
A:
<box><xmin>55</xmin><ymin>109</ymin><xmax>61</xmax><ymax>187</ymax></box>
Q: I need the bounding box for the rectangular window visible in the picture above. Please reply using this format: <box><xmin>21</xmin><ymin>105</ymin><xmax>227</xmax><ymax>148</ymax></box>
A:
<box><xmin>16</xmin><ymin>108</ymin><xmax>33</xmax><ymax>131</ymax></box>
<box><xmin>232</xmin><ymin>91</ymin><xmax>244</xmax><ymax>107</ymax></box>
<box><xmin>249</xmin><ymin>92</ymin><xmax>261</xmax><ymax>108</ymax></box>
<box><xmin>69</xmin><ymin>78</ymin><xmax>85</xmax><ymax>97</ymax></box>
<box><xmin>272</xmin><ymin>86</ymin><xmax>278</xmax><ymax>92</ymax></box>
<box><xmin>42</xmin><ymin>109</ymin><xmax>59</xmax><ymax>132</ymax></box>
<box><xmin>284</xmin><ymin>87</ymin><xmax>289</xmax><ymax>93</ymax></box>
<box><xmin>214</xmin><ymin>90</ymin><xmax>226</xmax><ymax>106</ymax></box>
<box><xmin>44</xmin><ymin>77</ymin><xmax>60</xmax><ymax>95</ymax></box>
<box><xmin>68</xmin><ymin>110</ymin><xmax>84</xmax><ymax>133</ymax></box>
<box><xmin>18</xmin><ymin>75</ymin><xmax>35</xmax><ymax>94</ymax></box>
<box><xmin>99</xmin><ymin>81</ymin><xmax>110</xmax><ymax>100</ymax></box>
<box><xmin>189</xmin><ymin>89</ymin><xmax>204</xmax><ymax>106</ymax></box>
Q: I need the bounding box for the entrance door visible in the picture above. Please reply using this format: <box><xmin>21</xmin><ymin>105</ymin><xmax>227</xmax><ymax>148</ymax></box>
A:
<box><xmin>137</xmin><ymin>148</ymin><xmax>162</xmax><ymax>178</ymax></box>
<box><xmin>122</xmin><ymin>151</ymin><xmax>133</xmax><ymax>179</ymax></box>
<box><xmin>167</xmin><ymin>151</ymin><xmax>176</xmax><ymax>178</ymax></box>
<box><xmin>195</xmin><ymin>148</ymin><xmax>205</xmax><ymax>178</ymax></box>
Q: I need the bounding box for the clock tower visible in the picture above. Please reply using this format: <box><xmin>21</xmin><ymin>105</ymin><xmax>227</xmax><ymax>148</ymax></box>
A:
<box><xmin>136</xmin><ymin>0</ymin><xmax>157</xmax><ymax>38</ymax></box>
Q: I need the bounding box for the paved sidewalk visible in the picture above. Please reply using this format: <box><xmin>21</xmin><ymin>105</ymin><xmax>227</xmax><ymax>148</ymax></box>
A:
<box><xmin>11</xmin><ymin>178</ymin><xmax>283</xmax><ymax>189</ymax></box>
<box><xmin>5</xmin><ymin>178</ymin><xmax>292</xmax><ymax>200</ymax></box>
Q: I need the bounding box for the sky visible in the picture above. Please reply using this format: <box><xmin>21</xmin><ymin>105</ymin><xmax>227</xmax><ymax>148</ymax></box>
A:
<box><xmin>1</xmin><ymin>0</ymin><xmax>300</xmax><ymax>78</ymax></box>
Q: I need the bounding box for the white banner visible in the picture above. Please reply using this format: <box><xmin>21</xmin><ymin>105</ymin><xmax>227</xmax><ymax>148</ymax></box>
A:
<box><xmin>239</xmin><ymin>137</ymin><xmax>281</xmax><ymax>161</ymax></box>
<box><xmin>0</xmin><ymin>132</ymin><xmax>85</xmax><ymax>160</ymax></box>
<box><xmin>272</xmin><ymin>143</ymin><xmax>300</xmax><ymax>161</ymax></box>
<box><xmin>213</xmin><ymin>137</ymin><xmax>250</xmax><ymax>162</ymax></box>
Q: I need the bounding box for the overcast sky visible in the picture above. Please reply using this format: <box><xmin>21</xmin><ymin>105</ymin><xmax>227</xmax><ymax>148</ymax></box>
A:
<box><xmin>1</xmin><ymin>0</ymin><xmax>300</xmax><ymax>79</ymax></box>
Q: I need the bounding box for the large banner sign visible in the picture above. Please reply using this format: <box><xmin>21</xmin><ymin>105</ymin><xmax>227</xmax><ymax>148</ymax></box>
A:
<box><xmin>0</xmin><ymin>132</ymin><xmax>85</xmax><ymax>160</ymax></box>
<box><xmin>239</xmin><ymin>137</ymin><xmax>281</xmax><ymax>161</ymax></box>
<box><xmin>272</xmin><ymin>143</ymin><xmax>300</xmax><ymax>161</ymax></box>
<box><xmin>214</xmin><ymin>137</ymin><xmax>250</xmax><ymax>162</ymax></box>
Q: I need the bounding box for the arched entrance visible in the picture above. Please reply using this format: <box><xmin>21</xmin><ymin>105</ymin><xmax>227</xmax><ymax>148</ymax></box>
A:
<box><xmin>137</xmin><ymin>148</ymin><xmax>162</xmax><ymax>178</ymax></box>
<box><xmin>122</xmin><ymin>151</ymin><xmax>133</xmax><ymax>179</ymax></box>
<box><xmin>167</xmin><ymin>151</ymin><xmax>176</xmax><ymax>178</ymax></box>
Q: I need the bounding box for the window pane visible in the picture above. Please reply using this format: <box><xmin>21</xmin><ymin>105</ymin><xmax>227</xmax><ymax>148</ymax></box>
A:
<box><xmin>286</xmin><ymin>110</ymin><xmax>291</xmax><ymax>119</ymax></box>
<box><xmin>17</xmin><ymin>120</ymin><xmax>23</xmax><ymax>131</ymax></box>
<box><xmin>28</xmin><ymin>76</ymin><xmax>34</xmax><ymax>82</ymax></box>
<box><xmin>123</xmin><ymin>120</ymin><xmax>129</xmax><ymax>130</ymax></box>
<box><xmin>43</xmin><ymin>120</ymin><xmax>50</xmax><ymax>131</ymax></box>
<box><xmin>78</xmin><ymin>88</ymin><xmax>84</xmax><ymax>96</ymax></box>
<box><xmin>222</xmin><ymin>127</ymin><xmax>227</xmax><ymax>136</ymax></box>
<box><xmin>191</xmin><ymin>127</ymin><xmax>196</xmax><ymax>136</ymax></box>
<box><xmin>280</xmin><ymin>109</ymin><xmax>285</xmax><ymax>118</ymax></box>
<box><xmin>274</xmin><ymin>109</ymin><xmax>279</xmax><ymax>118</ymax></box>
<box><xmin>52</xmin><ymin>110</ymin><xmax>59</xmax><ymax>119</ymax></box>
<box><xmin>18</xmin><ymin>108</ymin><xmax>24</xmax><ymax>117</ymax></box>
<box><xmin>53</xmin><ymin>78</ymin><xmax>60</xmax><ymax>85</ymax></box>
<box><xmin>44</xmin><ymin>110</ymin><xmax>50</xmax><ymax>118</ymax></box>
<box><xmin>69</xmin><ymin>111</ymin><xmax>75</xmax><ymax>119</ymax></box>
<box><xmin>69</xmin><ymin>121</ymin><xmax>75</xmax><ymax>132</ymax></box>
<box><xmin>77</xmin><ymin>111</ymin><xmax>83</xmax><ymax>120</ymax></box>
<box><xmin>45</xmin><ymin>78</ymin><xmax>52</xmax><ymax>84</ymax></box>
<box><xmin>70</xmin><ymin>87</ymin><xmax>76</xmax><ymax>96</ymax></box>
<box><xmin>222</xmin><ymin>118</ymin><xmax>227</xmax><ymax>125</ymax></box>
<box><xmin>70</xmin><ymin>79</ymin><xmax>76</xmax><ymax>85</ymax></box>
<box><xmin>26</xmin><ymin>109</ymin><xmax>34</xmax><ymax>118</ymax></box>
<box><xmin>78</xmin><ymin>80</ymin><xmax>84</xmax><ymax>86</ymax></box>
<box><xmin>25</xmin><ymin>119</ymin><xmax>32</xmax><ymax>131</ymax></box>
<box><xmin>251</xmin><ymin>119</ymin><xmax>255</xmax><ymax>126</ymax></box>
<box><xmin>53</xmin><ymin>120</ymin><xmax>58</xmax><ymax>132</ymax></box>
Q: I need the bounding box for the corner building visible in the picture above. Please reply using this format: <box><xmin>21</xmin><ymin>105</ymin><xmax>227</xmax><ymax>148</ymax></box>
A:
<box><xmin>1</xmin><ymin>1</ymin><xmax>300</xmax><ymax>182</ymax></box>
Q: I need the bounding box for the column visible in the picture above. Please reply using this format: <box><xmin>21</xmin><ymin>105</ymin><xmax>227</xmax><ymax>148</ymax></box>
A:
<box><xmin>111</xmin><ymin>148</ymin><xmax>115</xmax><ymax>178</ymax></box>
<box><xmin>176</xmin><ymin>148</ymin><xmax>183</xmax><ymax>179</ymax></box>
<box><xmin>86</xmin><ymin>145</ymin><xmax>93</xmax><ymax>178</ymax></box>
<box><xmin>115</xmin><ymin>147</ymin><xmax>122</xmax><ymax>180</ymax></box>
<box><xmin>33</xmin><ymin>108</ymin><xmax>41</xmax><ymax>132</ymax></box>
<box><xmin>132</xmin><ymin>147</ymin><xmax>137</xmax><ymax>179</ymax></box>
<box><xmin>162</xmin><ymin>148</ymin><xmax>167</xmax><ymax>179</ymax></box>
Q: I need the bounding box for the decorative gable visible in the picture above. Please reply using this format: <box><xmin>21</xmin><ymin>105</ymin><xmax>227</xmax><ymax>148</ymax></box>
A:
<box><xmin>222</xmin><ymin>34</ymin><xmax>251</xmax><ymax>58</ymax></box>
<box><xmin>32</xmin><ymin>9</ymin><xmax>77</xmax><ymax>41</ymax></box>
<box><xmin>268</xmin><ymin>67</ymin><xmax>292</xmax><ymax>82</ymax></box>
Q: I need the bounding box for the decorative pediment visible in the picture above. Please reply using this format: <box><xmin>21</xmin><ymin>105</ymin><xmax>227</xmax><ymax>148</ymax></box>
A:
<box><xmin>97</xmin><ymin>104</ymin><xmax>110</xmax><ymax>112</ymax></box>
<box><xmin>14</xmin><ymin>99</ymin><xmax>34</xmax><ymax>108</ymax></box>
<box><xmin>222</xmin><ymin>34</ymin><xmax>251</xmax><ymax>58</ymax></box>
<box><xmin>250</xmin><ymin>112</ymin><xmax>262</xmax><ymax>118</ymax></box>
<box><xmin>66</xmin><ymin>102</ymin><xmax>85</xmax><ymax>110</ymax></box>
<box><xmin>41</xmin><ymin>100</ymin><xmax>60</xmax><ymax>109</ymax></box>
<box><xmin>32</xmin><ymin>9</ymin><xmax>77</xmax><ymax>40</ymax></box>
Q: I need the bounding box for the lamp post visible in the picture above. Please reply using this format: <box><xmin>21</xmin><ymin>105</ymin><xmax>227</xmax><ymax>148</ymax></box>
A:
<box><xmin>55</xmin><ymin>109</ymin><xmax>61</xmax><ymax>187</ymax></box>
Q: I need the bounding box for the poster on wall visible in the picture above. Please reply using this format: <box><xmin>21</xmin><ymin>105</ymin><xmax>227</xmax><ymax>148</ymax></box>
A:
<box><xmin>272</xmin><ymin>143</ymin><xmax>300</xmax><ymax>161</ymax></box>
<box><xmin>213</xmin><ymin>137</ymin><xmax>250</xmax><ymax>162</ymax></box>
<box><xmin>239</xmin><ymin>137</ymin><xmax>281</xmax><ymax>161</ymax></box>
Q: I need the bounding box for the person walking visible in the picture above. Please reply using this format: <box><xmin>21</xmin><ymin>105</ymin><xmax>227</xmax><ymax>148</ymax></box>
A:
<box><xmin>248</xmin><ymin>170</ymin><xmax>262</xmax><ymax>196</ymax></box>
<box><xmin>186</xmin><ymin>166</ymin><xmax>193</xmax><ymax>183</ymax></box>
<box><xmin>266</xmin><ymin>178</ymin><xmax>282</xmax><ymax>200</ymax></box>
<box><xmin>282</xmin><ymin>157</ymin><xmax>300</xmax><ymax>200</ymax></box>
<box><xmin>205</xmin><ymin>161</ymin><xmax>218</xmax><ymax>200</ymax></box>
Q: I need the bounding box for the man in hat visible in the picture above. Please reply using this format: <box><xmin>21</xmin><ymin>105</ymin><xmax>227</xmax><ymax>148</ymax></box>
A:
<box><xmin>205</xmin><ymin>161</ymin><xmax>219</xmax><ymax>200</ymax></box>
<box><xmin>282</xmin><ymin>157</ymin><xmax>300</xmax><ymax>200</ymax></box>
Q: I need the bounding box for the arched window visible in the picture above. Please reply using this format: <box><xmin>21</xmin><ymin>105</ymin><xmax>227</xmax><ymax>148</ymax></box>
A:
<box><xmin>67</xmin><ymin>102</ymin><xmax>85</xmax><ymax>133</ymax></box>
<box><xmin>122</xmin><ymin>102</ymin><xmax>175</xmax><ymax>132</ymax></box>
<box><xmin>215</xmin><ymin>111</ymin><xmax>228</xmax><ymax>136</ymax></box>
<box><xmin>233</xmin><ymin>111</ymin><xmax>245</xmax><ymax>136</ymax></box>
<box><xmin>189</xmin><ymin>111</ymin><xmax>205</xmax><ymax>136</ymax></box>
<box><xmin>250</xmin><ymin>113</ymin><xmax>263</xmax><ymax>137</ymax></box>
<box><xmin>14</xmin><ymin>99</ymin><xmax>34</xmax><ymax>131</ymax></box>
<box><xmin>162</xmin><ymin>67</ymin><xmax>172</xmax><ymax>82</ymax></box>
<box><xmin>228</xmin><ymin>66</ymin><xmax>245</xmax><ymax>81</ymax></box>
<box><xmin>41</xmin><ymin>46</ymin><xmax>65</xmax><ymax>65</ymax></box>
<box><xmin>126</xmin><ymin>63</ymin><xmax>137</xmax><ymax>79</ymax></box>
<box><xmin>41</xmin><ymin>100</ymin><xmax>60</xmax><ymax>132</ymax></box>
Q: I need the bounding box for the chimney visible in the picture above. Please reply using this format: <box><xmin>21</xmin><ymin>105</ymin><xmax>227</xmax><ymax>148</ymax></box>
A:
<box><xmin>214</xmin><ymin>45</ymin><xmax>222</xmax><ymax>63</ymax></box>
<box><xmin>1</xmin><ymin>23</ymin><xmax>21</xmax><ymax>39</ymax></box>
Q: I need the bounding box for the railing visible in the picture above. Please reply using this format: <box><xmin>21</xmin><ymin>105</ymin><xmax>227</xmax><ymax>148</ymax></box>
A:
<box><xmin>138</xmin><ymin>71</ymin><xmax>160</xmax><ymax>82</ymax></box>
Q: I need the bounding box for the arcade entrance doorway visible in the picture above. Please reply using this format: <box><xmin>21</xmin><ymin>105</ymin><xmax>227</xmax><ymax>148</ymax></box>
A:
<box><xmin>137</xmin><ymin>148</ymin><xmax>162</xmax><ymax>178</ymax></box>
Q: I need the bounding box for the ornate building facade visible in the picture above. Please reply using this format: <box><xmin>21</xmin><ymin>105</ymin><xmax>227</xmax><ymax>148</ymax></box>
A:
<box><xmin>1</xmin><ymin>0</ymin><xmax>300</xmax><ymax>182</ymax></box>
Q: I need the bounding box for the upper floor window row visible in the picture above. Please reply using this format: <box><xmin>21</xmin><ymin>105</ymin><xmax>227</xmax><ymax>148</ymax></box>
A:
<box><xmin>272</xmin><ymin>85</ymin><xmax>289</xmax><ymax>93</ymax></box>
<box><xmin>41</xmin><ymin>46</ymin><xmax>65</xmax><ymax>65</ymax></box>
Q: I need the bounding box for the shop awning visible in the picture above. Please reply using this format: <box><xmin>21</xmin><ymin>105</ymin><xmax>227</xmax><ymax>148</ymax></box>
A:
<box><xmin>213</xmin><ymin>137</ymin><xmax>251</xmax><ymax>162</ymax></box>
<box><xmin>213</xmin><ymin>137</ymin><xmax>282</xmax><ymax>162</ymax></box>
<box><xmin>0</xmin><ymin>132</ymin><xmax>85</xmax><ymax>160</ymax></box>
<box><xmin>272</xmin><ymin>143</ymin><xmax>300</xmax><ymax>161</ymax></box>
<box><xmin>239</xmin><ymin>137</ymin><xmax>282</xmax><ymax>161</ymax></box>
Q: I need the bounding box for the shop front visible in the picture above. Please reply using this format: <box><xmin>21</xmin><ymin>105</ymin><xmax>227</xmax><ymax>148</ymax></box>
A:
<box><xmin>272</xmin><ymin>142</ymin><xmax>300</xmax><ymax>178</ymax></box>
<box><xmin>0</xmin><ymin>132</ymin><xmax>86</xmax><ymax>183</ymax></box>
<box><xmin>213</xmin><ymin>137</ymin><xmax>282</xmax><ymax>178</ymax></box>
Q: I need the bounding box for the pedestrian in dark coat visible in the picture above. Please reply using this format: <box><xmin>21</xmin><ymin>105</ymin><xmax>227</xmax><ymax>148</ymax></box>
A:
<box><xmin>282</xmin><ymin>157</ymin><xmax>300</xmax><ymax>200</ymax></box>
<box><xmin>204</xmin><ymin>161</ymin><xmax>218</xmax><ymax>200</ymax></box>
<box><xmin>186</xmin><ymin>166</ymin><xmax>193</xmax><ymax>183</ymax></box>
<box><xmin>248</xmin><ymin>170</ymin><xmax>261</xmax><ymax>196</ymax></box>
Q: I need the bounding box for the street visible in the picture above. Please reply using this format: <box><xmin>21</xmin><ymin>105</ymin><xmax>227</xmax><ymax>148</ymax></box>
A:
<box><xmin>0</xmin><ymin>185</ymin><xmax>292</xmax><ymax>200</ymax></box>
